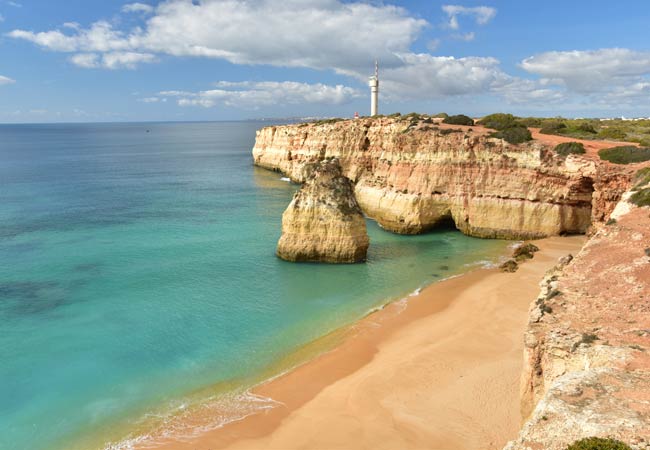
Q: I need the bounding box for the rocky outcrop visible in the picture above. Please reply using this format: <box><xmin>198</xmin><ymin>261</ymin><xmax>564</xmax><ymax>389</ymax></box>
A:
<box><xmin>505</xmin><ymin>191</ymin><xmax>650</xmax><ymax>450</ymax></box>
<box><xmin>253</xmin><ymin>117</ymin><xmax>630</xmax><ymax>239</ymax></box>
<box><xmin>276</xmin><ymin>159</ymin><xmax>369</xmax><ymax>263</ymax></box>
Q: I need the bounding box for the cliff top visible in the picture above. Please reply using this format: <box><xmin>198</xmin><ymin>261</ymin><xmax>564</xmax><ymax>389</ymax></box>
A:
<box><xmin>272</xmin><ymin>116</ymin><xmax>650</xmax><ymax>176</ymax></box>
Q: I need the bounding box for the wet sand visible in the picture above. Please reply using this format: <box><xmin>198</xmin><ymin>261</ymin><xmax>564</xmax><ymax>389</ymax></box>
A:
<box><xmin>147</xmin><ymin>235</ymin><xmax>585</xmax><ymax>450</ymax></box>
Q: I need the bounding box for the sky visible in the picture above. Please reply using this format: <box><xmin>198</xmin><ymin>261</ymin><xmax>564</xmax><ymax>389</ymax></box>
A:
<box><xmin>1</xmin><ymin>0</ymin><xmax>649</xmax><ymax>123</ymax></box>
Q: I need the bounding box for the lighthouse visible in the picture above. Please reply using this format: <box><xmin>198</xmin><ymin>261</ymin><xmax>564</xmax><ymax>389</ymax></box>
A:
<box><xmin>368</xmin><ymin>60</ymin><xmax>379</xmax><ymax>116</ymax></box>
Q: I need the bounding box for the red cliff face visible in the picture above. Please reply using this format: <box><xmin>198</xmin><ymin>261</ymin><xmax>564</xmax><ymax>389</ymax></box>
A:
<box><xmin>505</xmin><ymin>188</ymin><xmax>650</xmax><ymax>450</ymax></box>
<box><xmin>253</xmin><ymin>117</ymin><xmax>629</xmax><ymax>239</ymax></box>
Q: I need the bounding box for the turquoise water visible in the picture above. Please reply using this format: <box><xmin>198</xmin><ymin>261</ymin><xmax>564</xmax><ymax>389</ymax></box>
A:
<box><xmin>0</xmin><ymin>122</ymin><xmax>509</xmax><ymax>450</ymax></box>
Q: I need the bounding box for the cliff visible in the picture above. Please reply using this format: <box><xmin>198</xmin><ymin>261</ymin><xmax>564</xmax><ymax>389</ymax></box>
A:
<box><xmin>505</xmin><ymin>188</ymin><xmax>650</xmax><ymax>449</ymax></box>
<box><xmin>253</xmin><ymin>117</ymin><xmax>632</xmax><ymax>239</ymax></box>
<box><xmin>276</xmin><ymin>158</ymin><xmax>369</xmax><ymax>263</ymax></box>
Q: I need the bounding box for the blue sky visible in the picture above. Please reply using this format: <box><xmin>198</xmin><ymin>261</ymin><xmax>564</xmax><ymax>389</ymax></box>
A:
<box><xmin>1</xmin><ymin>0</ymin><xmax>649</xmax><ymax>123</ymax></box>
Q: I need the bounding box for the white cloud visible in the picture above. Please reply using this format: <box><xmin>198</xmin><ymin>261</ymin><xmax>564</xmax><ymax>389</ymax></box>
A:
<box><xmin>0</xmin><ymin>75</ymin><xmax>16</xmax><ymax>85</ymax></box>
<box><xmin>372</xmin><ymin>53</ymin><xmax>502</xmax><ymax>100</ymax></box>
<box><xmin>442</xmin><ymin>5</ymin><xmax>496</xmax><ymax>29</ymax></box>
<box><xmin>70</xmin><ymin>51</ymin><xmax>156</xmax><ymax>69</ymax></box>
<box><xmin>521</xmin><ymin>48</ymin><xmax>650</xmax><ymax>93</ymax></box>
<box><xmin>160</xmin><ymin>81</ymin><xmax>361</xmax><ymax>109</ymax></box>
<box><xmin>491</xmin><ymin>77</ymin><xmax>566</xmax><ymax>104</ymax></box>
<box><xmin>6</xmin><ymin>0</ymin><xmax>21</xmax><ymax>7</ymax></box>
<box><xmin>8</xmin><ymin>0</ymin><xmax>425</xmax><ymax>72</ymax></box>
<box><xmin>121</xmin><ymin>3</ymin><xmax>154</xmax><ymax>14</ymax></box>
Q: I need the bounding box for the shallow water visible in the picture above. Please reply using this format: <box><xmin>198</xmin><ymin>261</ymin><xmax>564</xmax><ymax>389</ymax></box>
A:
<box><xmin>0</xmin><ymin>121</ymin><xmax>510</xmax><ymax>449</ymax></box>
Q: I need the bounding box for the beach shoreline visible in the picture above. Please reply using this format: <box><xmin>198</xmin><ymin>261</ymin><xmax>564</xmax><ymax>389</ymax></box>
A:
<box><xmin>141</xmin><ymin>235</ymin><xmax>585</xmax><ymax>450</ymax></box>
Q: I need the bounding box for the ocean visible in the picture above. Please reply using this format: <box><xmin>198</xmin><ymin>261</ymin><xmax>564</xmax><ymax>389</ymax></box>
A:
<box><xmin>0</xmin><ymin>121</ymin><xmax>510</xmax><ymax>449</ymax></box>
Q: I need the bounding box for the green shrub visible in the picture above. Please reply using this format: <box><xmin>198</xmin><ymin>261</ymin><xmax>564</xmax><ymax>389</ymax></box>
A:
<box><xmin>517</xmin><ymin>117</ymin><xmax>543</xmax><ymax>127</ymax></box>
<box><xmin>598</xmin><ymin>146</ymin><xmax>650</xmax><ymax>164</ymax></box>
<box><xmin>490</xmin><ymin>126</ymin><xmax>533</xmax><ymax>144</ymax></box>
<box><xmin>565</xmin><ymin>437</ymin><xmax>631</xmax><ymax>450</ymax></box>
<box><xmin>633</xmin><ymin>167</ymin><xmax>650</xmax><ymax>188</ymax></box>
<box><xmin>387</xmin><ymin>112</ymin><xmax>402</xmax><ymax>118</ymax></box>
<box><xmin>479</xmin><ymin>113</ymin><xmax>519</xmax><ymax>130</ymax></box>
<box><xmin>554</xmin><ymin>142</ymin><xmax>586</xmax><ymax>156</ymax></box>
<box><xmin>598</xmin><ymin>127</ymin><xmax>628</xmax><ymax>140</ymax></box>
<box><xmin>443</xmin><ymin>114</ymin><xmax>474</xmax><ymax>126</ymax></box>
<box><xmin>432</xmin><ymin>112</ymin><xmax>449</xmax><ymax>118</ymax></box>
<box><xmin>576</xmin><ymin>122</ymin><xmax>597</xmax><ymax>134</ymax></box>
<box><xmin>540</xmin><ymin>120</ymin><xmax>567</xmax><ymax>135</ymax></box>
<box><xmin>630</xmin><ymin>188</ymin><xmax>650</xmax><ymax>207</ymax></box>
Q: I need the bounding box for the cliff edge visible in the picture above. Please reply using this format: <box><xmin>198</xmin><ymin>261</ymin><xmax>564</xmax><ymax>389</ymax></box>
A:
<box><xmin>505</xmin><ymin>184</ymin><xmax>650</xmax><ymax>449</ymax></box>
<box><xmin>253</xmin><ymin>117</ymin><xmax>632</xmax><ymax>239</ymax></box>
<box><xmin>277</xmin><ymin>158</ymin><xmax>369</xmax><ymax>263</ymax></box>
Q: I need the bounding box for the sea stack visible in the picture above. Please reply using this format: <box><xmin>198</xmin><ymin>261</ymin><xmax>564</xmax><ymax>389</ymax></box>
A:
<box><xmin>277</xmin><ymin>158</ymin><xmax>369</xmax><ymax>263</ymax></box>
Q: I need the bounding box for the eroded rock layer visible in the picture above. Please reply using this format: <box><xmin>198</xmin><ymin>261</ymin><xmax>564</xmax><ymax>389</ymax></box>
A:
<box><xmin>253</xmin><ymin>117</ymin><xmax>629</xmax><ymax>239</ymax></box>
<box><xmin>505</xmin><ymin>191</ymin><xmax>650</xmax><ymax>450</ymax></box>
<box><xmin>276</xmin><ymin>159</ymin><xmax>369</xmax><ymax>263</ymax></box>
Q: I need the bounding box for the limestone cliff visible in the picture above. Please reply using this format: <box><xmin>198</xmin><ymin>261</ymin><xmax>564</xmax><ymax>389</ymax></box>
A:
<box><xmin>253</xmin><ymin>117</ymin><xmax>629</xmax><ymax>239</ymax></box>
<box><xmin>276</xmin><ymin>158</ymin><xmax>369</xmax><ymax>263</ymax></box>
<box><xmin>504</xmin><ymin>190</ymin><xmax>650</xmax><ymax>450</ymax></box>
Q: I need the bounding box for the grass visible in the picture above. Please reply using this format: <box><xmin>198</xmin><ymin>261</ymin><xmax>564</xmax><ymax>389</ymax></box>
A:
<box><xmin>554</xmin><ymin>142</ymin><xmax>586</xmax><ymax>156</ymax></box>
<box><xmin>598</xmin><ymin>146</ymin><xmax>650</xmax><ymax>164</ymax></box>
<box><xmin>566</xmin><ymin>437</ymin><xmax>631</xmax><ymax>450</ymax></box>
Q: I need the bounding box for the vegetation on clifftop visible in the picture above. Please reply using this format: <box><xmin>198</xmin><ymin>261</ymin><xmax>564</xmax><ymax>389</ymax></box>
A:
<box><xmin>598</xmin><ymin>146</ymin><xmax>650</xmax><ymax>164</ymax></box>
<box><xmin>554</xmin><ymin>142</ymin><xmax>586</xmax><ymax>156</ymax></box>
<box><xmin>443</xmin><ymin>114</ymin><xmax>474</xmax><ymax>126</ymax></box>
<box><xmin>479</xmin><ymin>113</ymin><xmax>533</xmax><ymax>144</ymax></box>
<box><xmin>565</xmin><ymin>437</ymin><xmax>631</xmax><ymax>450</ymax></box>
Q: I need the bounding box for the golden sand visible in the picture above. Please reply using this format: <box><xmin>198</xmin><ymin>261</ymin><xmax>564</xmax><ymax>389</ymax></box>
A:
<box><xmin>146</xmin><ymin>236</ymin><xmax>585</xmax><ymax>450</ymax></box>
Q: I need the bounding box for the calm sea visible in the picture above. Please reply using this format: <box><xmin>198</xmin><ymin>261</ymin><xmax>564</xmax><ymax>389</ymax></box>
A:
<box><xmin>0</xmin><ymin>121</ymin><xmax>510</xmax><ymax>449</ymax></box>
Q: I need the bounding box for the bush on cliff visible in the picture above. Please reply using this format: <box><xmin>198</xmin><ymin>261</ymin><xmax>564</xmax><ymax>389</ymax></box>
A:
<box><xmin>630</xmin><ymin>188</ymin><xmax>650</xmax><ymax>207</ymax></box>
<box><xmin>598</xmin><ymin>146</ymin><xmax>650</xmax><ymax>164</ymax></box>
<box><xmin>443</xmin><ymin>114</ymin><xmax>474</xmax><ymax>126</ymax></box>
<box><xmin>565</xmin><ymin>437</ymin><xmax>631</xmax><ymax>450</ymax></box>
<box><xmin>575</xmin><ymin>122</ymin><xmax>597</xmax><ymax>134</ymax></box>
<box><xmin>554</xmin><ymin>142</ymin><xmax>586</xmax><ymax>156</ymax></box>
<box><xmin>633</xmin><ymin>167</ymin><xmax>650</xmax><ymax>188</ymax></box>
<box><xmin>540</xmin><ymin>120</ymin><xmax>567</xmax><ymax>135</ymax></box>
<box><xmin>598</xmin><ymin>127</ymin><xmax>628</xmax><ymax>140</ymax></box>
<box><xmin>490</xmin><ymin>126</ymin><xmax>533</xmax><ymax>144</ymax></box>
<box><xmin>517</xmin><ymin>117</ymin><xmax>543</xmax><ymax>127</ymax></box>
<box><xmin>479</xmin><ymin>113</ymin><xmax>519</xmax><ymax>131</ymax></box>
<box><xmin>630</xmin><ymin>168</ymin><xmax>650</xmax><ymax>206</ymax></box>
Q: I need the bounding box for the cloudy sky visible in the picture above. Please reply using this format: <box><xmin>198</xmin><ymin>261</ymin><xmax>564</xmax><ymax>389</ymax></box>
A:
<box><xmin>1</xmin><ymin>0</ymin><xmax>649</xmax><ymax>122</ymax></box>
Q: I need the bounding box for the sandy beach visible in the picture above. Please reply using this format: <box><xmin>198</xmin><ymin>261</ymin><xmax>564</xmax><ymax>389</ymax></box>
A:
<box><xmin>148</xmin><ymin>235</ymin><xmax>585</xmax><ymax>450</ymax></box>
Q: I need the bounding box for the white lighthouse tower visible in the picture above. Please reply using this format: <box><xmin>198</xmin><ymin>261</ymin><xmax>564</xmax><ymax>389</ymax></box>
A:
<box><xmin>368</xmin><ymin>60</ymin><xmax>379</xmax><ymax>116</ymax></box>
